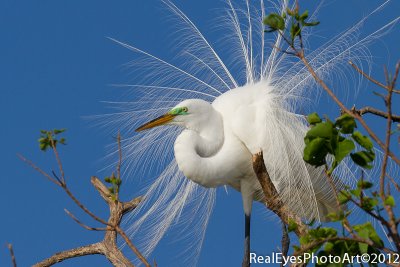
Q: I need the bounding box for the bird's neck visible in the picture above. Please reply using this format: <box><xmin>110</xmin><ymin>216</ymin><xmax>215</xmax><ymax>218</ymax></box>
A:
<box><xmin>174</xmin><ymin>110</ymin><xmax>224</xmax><ymax>187</ymax></box>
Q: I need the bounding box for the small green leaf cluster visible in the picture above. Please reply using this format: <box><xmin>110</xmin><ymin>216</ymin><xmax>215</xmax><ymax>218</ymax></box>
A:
<box><xmin>104</xmin><ymin>173</ymin><xmax>122</xmax><ymax>200</ymax></box>
<box><xmin>263</xmin><ymin>7</ymin><xmax>319</xmax><ymax>45</ymax></box>
<box><xmin>313</xmin><ymin>221</ymin><xmax>383</xmax><ymax>267</ymax></box>
<box><xmin>291</xmin><ymin>216</ymin><xmax>384</xmax><ymax>266</ymax></box>
<box><xmin>303</xmin><ymin>113</ymin><xmax>375</xmax><ymax>173</ymax></box>
<box><xmin>339</xmin><ymin>179</ymin><xmax>395</xmax><ymax>212</ymax></box>
<box><xmin>38</xmin><ymin>129</ymin><xmax>67</xmax><ymax>151</ymax></box>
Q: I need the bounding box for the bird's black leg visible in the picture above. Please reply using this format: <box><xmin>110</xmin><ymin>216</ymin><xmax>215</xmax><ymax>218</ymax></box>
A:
<box><xmin>242</xmin><ymin>213</ymin><xmax>251</xmax><ymax>267</ymax></box>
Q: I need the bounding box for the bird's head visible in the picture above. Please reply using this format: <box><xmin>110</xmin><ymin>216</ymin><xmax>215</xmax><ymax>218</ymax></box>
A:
<box><xmin>135</xmin><ymin>99</ymin><xmax>215</xmax><ymax>132</ymax></box>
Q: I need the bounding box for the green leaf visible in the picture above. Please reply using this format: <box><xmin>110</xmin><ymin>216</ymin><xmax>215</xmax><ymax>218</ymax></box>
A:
<box><xmin>303</xmin><ymin>21</ymin><xmax>320</xmax><ymax>27</ymax></box>
<box><xmin>53</xmin><ymin>128</ymin><xmax>66</xmax><ymax>134</ymax></box>
<box><xmin>354</xmin><ymin>222</ymin><xmax>383</xmax><ymax>247</ymax></box>
<box><xmin>299</xmin><ymin>10</ymin><xmax>309</xmax><ymax>20</ymax></box>
<box><xmin>307</xmin><ymin>112</ymin><xmax>322</xmax><ymax>125</ymax></box>
<box><xmin>263</xmin><ymin>13</ymin><xmax>285</xmax><ymax>31</ymax></box>
<box><xmin>352</xmin><ymin>131</ymin><xmax>373</xmax><ymax>150</ymax></box>
<box><xmin>334</xmin><ymin>139</ymin><xmax>355</xmax><ymax>163</ymax></box>
<box><xmin>305</xmin><ymin>121</ymin><xmax>334</xmax><ymax>140</ymax></box>
<box><xmin>384</xmin><ymin>195</ymin><xmax>395</xmax><ymax>207</ymax></box>
<box><xmin>324</xmin><ymin>242</ymin><xmax>334</xmax><ymax>252</ymax></box>
<box><xmin>290</xmin><ymin>23</ymin><xmax>301</xmax><ymax>41</ymax></box>
<box><xmin>338</xmin><ymin>191</ymin><xmax>351</xmax><ymax>205</ymax></box>
<box><xmin>350</xmin><ymin>151</ymin><xmax>375</xmax><ymax>169</ymax></box>
<box><xmin>361</xmin><ymin>197</ymin><xmax>379</xmax><ymax>211</ymax></box>
<box><xmin>39</xmin><ymin>143</ymin><xmax>47</xmax><ymax>151</ymax></box>
<box><xmin>357</xmin><ymin>180</ymin><xmax>373</xmax><ymax>189</ymax></box>
<box><xmin>303</xmin><ymin>137</ymin><xmax>328</xmax><ymax>166</ymax></box>
<box><xmin>350</xmin><ymin>188</ymin><xmax>361</xmax><ymax>197</ymax></box>
<box><xmin>286</xmin><ymin>8</ymin><xmax>295</xmax><ymax>16</ymax></box>
<box><xmin>335</xmin><ymin>114</ymin><xmax>356</xmax><ymax>134</ymax></box>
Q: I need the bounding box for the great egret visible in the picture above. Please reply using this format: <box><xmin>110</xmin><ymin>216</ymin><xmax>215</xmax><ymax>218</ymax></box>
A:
<box><xmin>135</xmin><ymin>86</ymin><xmax>339</xmax><ymax>265</ymax></box>
<box><xmin>103</xmin><ymin>0</ymin><xmax>399</xmax><ymax>265</ymax></box>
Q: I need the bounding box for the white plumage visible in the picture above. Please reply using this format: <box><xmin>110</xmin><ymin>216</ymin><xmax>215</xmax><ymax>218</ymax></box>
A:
<box><xmin>98</xmin><ymin>0</ymin><xmax>399</xmax><ymax>264</ymax></box>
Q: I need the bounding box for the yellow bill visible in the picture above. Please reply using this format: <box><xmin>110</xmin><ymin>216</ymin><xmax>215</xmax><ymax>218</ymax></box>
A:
<box><xmin>135</xmin><ymin>113</ymin><xmax>176</xmax><ymax>132</ymax></box>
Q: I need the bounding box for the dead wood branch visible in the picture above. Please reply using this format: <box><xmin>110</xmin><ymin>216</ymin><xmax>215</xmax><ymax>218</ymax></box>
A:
<box><xmin>24</xmin><ymin>132</ymin><xmax>151</xmax><ymax>267</ymax></box>
<box><xmin>7</xmin><ymin>243</ymin><xmax>17</xmax><ymax>267</ymax></box>
<box><xmin>32</xmin><ymin>177</ymin><xmax>145</xmax><ymax>267</ymax></box>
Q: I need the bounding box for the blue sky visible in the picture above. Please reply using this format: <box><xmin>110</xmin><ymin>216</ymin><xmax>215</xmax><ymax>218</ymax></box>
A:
<box><xmin>1</xmin><ymin>0</ymin><xmax>399</xmax><ymax>266</ymax></box>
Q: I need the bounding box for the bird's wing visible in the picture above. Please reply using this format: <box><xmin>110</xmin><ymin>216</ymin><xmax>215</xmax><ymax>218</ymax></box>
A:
<box><xmin>215</xmin><ymin>85</ymin><xmax>341</xmax><ymax>221</ymax></box>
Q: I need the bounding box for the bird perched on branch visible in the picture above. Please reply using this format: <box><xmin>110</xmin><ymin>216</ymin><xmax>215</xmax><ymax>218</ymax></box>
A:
<box><xmin>103</xmin><ymin>0</ymin><xmax>399</xmax><ymax>265</ymax></box>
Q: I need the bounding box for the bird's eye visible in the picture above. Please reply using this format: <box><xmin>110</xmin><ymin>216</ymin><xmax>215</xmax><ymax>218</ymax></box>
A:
<box><xmin>182</xmin><ymin>107</ymin><xmax>188</xmax><ymax>112</ymax></box>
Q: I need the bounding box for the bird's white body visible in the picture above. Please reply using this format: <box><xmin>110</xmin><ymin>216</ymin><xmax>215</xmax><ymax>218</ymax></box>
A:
<box><xmin>173</xmin><ymin>81</ymin><xmax>337</xmax><ymax>218</ymax></box>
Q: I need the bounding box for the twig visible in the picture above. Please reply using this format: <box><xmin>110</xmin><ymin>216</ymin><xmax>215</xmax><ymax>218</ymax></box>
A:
<box><xmin>50</xmin><ymin>139</ymin><xmax>65</xmax><ymax>184</ymax></box>
<box><xmin>387</xmin><ymin>173</ymin><xmax>400</xmax><ymax>192</ymax></box>
<box><xmin>58</xmin><ymin>179</ymin><xmax>110</xmax><ymax>226</ymax></box>
<box><xmin>349</xmin><ymin>61</ymin><xmax>389</xmax><ymax>90</ymax></box>
<box><xmin>64</xmin><ymin>209</ymin><xmax>107</xmax><ymax>231</ymax></box>
<box><xmin>353</xmin><ymin>106</ymin><xmax>400</xmax><ymax>122</ymax></box>
<box><xmin>17</xmin><ymin>154</ymin><xmax>61</xmax><ymax>186</ymax></box>
<box><xmin>19</xmin><ymin>151</ymin><xmax>110</xmax><ymax>226</ymax></box>
<box><xmin>116</xmin><ymin>226</ymin><xmax>151</xmax><ymax>267</ymax></box>
<box><xmin>117</xmin><ymin>131</ymin><xmax>122</xmax><ymax>180</ymax></box>
<box><xmin>7</xmin><ymin>243</ymin><xmax>17</xmax><ymax>267</ymax></box>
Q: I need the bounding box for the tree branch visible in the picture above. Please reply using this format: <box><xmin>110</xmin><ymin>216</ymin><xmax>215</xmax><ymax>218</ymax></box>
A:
<box><xmin>24</xmin><ymin>133</ymin><xmax>151</xmax><ymax>267</ymax></box>
<box><xmin>252</xmin><ymin>152</ymin><xmax>308</xmax><ymax>236</ymax></box>
<box><xmin>298</xmin><ymin>55</ymin><xmax>400</xmax><ymax>166</ymax></box>
<box><xmin>353</xmin><ymin>106</ymin><xmax>400</xmax><ymax>122</ymax></box>
<box><xmin>33</xmin><ymin>243</ymin><xmax>104</xmax><ymax>267</ymax></box>
<box><xmin>7</xmin><ymin>243</ymin><xmax>17</xmax><ymax>267</ymax></box>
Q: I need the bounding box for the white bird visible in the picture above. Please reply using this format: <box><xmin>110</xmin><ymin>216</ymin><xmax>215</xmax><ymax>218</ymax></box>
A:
<box><xmin>135</xmin><ymin>84</ymin><xmax>340</xmax><ymax>266</ymax></box>
<box><xmin>102</xmin><ymin>0</ymin><xmax>399</xmax><ymax>265</ymax></box>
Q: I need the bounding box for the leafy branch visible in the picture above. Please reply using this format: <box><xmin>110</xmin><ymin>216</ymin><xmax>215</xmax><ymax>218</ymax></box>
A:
<box><xmin>263</xmin><ymin>3</ymin><xmax>400</xmax><ymax>265</ymax></box>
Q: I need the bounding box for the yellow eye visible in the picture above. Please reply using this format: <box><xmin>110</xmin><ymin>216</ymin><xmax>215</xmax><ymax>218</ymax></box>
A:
<box><xmin>182</xmin><ymin>107</ymin><xmax>188</xmax><ymax>112</ymax></box>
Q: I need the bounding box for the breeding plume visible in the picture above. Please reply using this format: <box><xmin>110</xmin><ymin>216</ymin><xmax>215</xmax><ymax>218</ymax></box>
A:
<box><xmin>103</xmin><ymin>0</ymin><xmax>399</xmax><ymax>265</ymax></box>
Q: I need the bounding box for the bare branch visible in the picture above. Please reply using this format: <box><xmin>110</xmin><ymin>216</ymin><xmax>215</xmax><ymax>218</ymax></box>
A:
<box><xmin>17</xmin><ymin>154</ymin><xmax>61</xmax><ymax>186</ymax></box>
<box><xmin>91</xmin><ymin>176</ymin><xmax>114</xmax><ymax>205</ymax></box>
<box><xmin>33</xmin><ymin>243</ymin><xmax>104</xmax><ymax>267</ymax></box>
<box><xmin>122</xmin><ymin>196</ymin><xmax>143</xmax><ymax>215</ymax></box>
<box><xmin>115</xmin><ymin>226</ymin><xmax>151</xmax><ymax>267</ymax></box>
<box><xmin>7</xmin><ymin>243</ymin><xmax>17</xmax><ymax>267</ymax></box>
<box><xmin>349</xmin><ymin>61</ymin><xmax>389</xmax><ymax>89</ymax></box>
<box><xmin>62</xmin><ymin>184</ymin><xmax>110</xmax><ymax>226</ymax></box>
<box><xmin>353</xmin><ymin>106</ymin><xmax>400</xmax><ymax>122</ymax></box>
<box><xmin>64</xmin><ymin>209</ymin><xmax>107</xmax><ymax>231</ymax></box>
<box><xmin>50</xmin><ymin>139</ymin><xmax>65</xmax><ymax>184</ymax></box>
